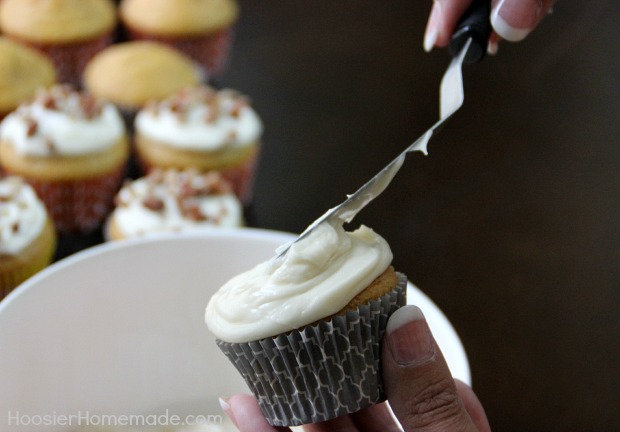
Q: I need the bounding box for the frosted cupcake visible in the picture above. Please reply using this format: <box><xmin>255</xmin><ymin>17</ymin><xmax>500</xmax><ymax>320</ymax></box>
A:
<box><xmin>0</xmin><ymin>176</ymin><xmax>56</xmax><ymax>299</ymax></box>
<box><xmin>119</xmin><ymin>0</ymin><xmax>239</xmax><ymax>79</ymax></box>
<box><xmin>82</xmin><ymin>41</ymin><xmax>203</xmax><ymax>126</ymax></box>
<box><xmin>0</xmin><ymin>0</ymin><xmax>116</xmax><ymax>87</ymax></box>
<box><xmin>134</xmin><ymin>85</ymin><xmax>262</xmax><ymax>204</ymax></box>
<box><xmin>105</xmin><ymin>169</ymin><xmax>243</xmax><ymax>241</ymax></box>
<box><xmin>0</xmin><ymin>38</ymin><xmax>57</xmax><ymax>120</ymax></box>
<box><xmin>0</xmin><ymin>85</ymin><xmax>129</xmax><ymax>233</ymax></box>
<box><xmin>206</xmin><ymin>221</ymin><xmax>407</xmax><ymax>426</ymax></box>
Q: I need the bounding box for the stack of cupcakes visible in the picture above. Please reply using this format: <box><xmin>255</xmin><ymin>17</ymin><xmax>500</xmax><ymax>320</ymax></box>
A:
<box><xmin>0</xmin><ymin>0</ymin><xmax>260</xmax><ymax>284</ymax></box>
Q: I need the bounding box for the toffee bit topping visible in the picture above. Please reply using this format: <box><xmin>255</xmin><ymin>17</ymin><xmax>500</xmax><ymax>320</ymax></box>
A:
<box><xmin>148</xmin><ymin>85</ymin><xmax>253</xmax><ymax>126</ymax></box>
<box><xmin>12</xmin><ymin>222</ymin><xmax>19</xmax><ymax>233</ymax></box>
<box><xmin>180</xmin><ymin>201</ymin><xmax>206</xmax><ymax>221</ymax></box>
<box><xmin>25</xmin><ymin>117</ymin><xmax>38</xmax><ymax>137</ymax></box>
<box><xmin>41</xmin><ymin>94</ymin><xmax>58</xmax><ymax>110</ymax></box>
<box><xmin>142</xmin><ymin>196</ymin><xmax>165</xmax><ymax>212</ymax></box>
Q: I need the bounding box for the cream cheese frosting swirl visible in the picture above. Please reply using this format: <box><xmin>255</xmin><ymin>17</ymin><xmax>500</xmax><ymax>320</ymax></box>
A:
<box><xmin>0</xmin><ymin>85</ymin><xmax>125</xmax><ymax>157</ymax></box>
<box><xmin>109</xmin><ymin>169</ymin><xmax>243</xmax><ymax>239</ymax></box>
<box><xmin>205</xmin><ymin>222</ymin><xmax>392</xmax><ymax>343</ymax></box>
<box><xmin>135</xmin><ymin>86</ymin><xmax>263</xmax><ymax>151</ymax></box>
<box><xmin>0</xmin><ymin>176</ymin><xmax>47</xmax><ymax>255</ymax></box>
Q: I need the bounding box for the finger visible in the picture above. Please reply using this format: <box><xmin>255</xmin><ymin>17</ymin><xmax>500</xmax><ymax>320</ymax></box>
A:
<box><xmin>223</xmin><ymin>394</ymin><xmax>291</xmax><ymax>432</ymax></box>
<box><xmin>302</xmin><ymin>415</ymin><xmax>357</xmax><ymax>432</ymax></box>
<box><xmin>491</xmin><ymin>0</ymin><xmax>557</xmax><ymax>42</ymax></box>
<box><xmin>350</xmin><ymin>402</ymin><xmax>402</xmax><ymax>431</ymax></box>
<box><xmin>455</xmin><ymin>380</ymin><xmax>492</xmax><ymax>432</ymax></box>
<box><xmin>424</xmin><ymin>0</ymin><xmax>474</xmax><ymax>52</ymax></box>
<box><xmin>381</xmin><ymin>305</ymin><xmax>480</xmax><ymax>431</ymax></box>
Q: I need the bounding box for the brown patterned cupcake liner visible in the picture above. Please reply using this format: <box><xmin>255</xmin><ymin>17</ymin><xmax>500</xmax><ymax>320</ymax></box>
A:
<box><xmin>21</xmin><ymin>165</ymin><xmax>126</xmax><ymax>234</ymax></box>
<box><xmin>8</xmin><ymin>34</ymin><xmax>113</xmax><ymax>88</ymax></box>
<box><xmin>216</xmin><ymin>273</ymin><xmax>408</xmax><ymax>427</ymax></box>
<box><xmin>124</xmin><ymin>27</ymin><xmax>234</xmax><ymax>80</ymax></box>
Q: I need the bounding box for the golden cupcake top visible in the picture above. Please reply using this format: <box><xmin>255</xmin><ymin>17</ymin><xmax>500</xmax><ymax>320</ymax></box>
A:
<box><xmin>0</xmin><ymin>38</ymin><xmax>57</xmax><ymax>114</ymax></box>
<box><xmin>0</xmin><ymin>0</ymin><xmax>117</xmax><ymax>43</ymax></box>
<box><xmin>83</xmin><ymin>41</ymin><xmax>202</xmax><ymax>109</ymax></box>
<box><xmin>120</xmin><ymin>0</ymin><xmax>239</xmax><ymax>37</ymax></box>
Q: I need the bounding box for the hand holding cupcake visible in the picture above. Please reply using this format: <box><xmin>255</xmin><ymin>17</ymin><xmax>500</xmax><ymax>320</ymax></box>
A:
<box><xmin>206</xmin><ymin>221</ymin><xmax>407</xmax><ymax>426</ymax></box>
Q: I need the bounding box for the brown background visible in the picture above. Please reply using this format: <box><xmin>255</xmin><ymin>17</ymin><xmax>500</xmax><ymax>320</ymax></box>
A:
<box><xmin>220</xmin><ymin>1</ymin><xmax>619</xmax><ymax>430</ymax></box>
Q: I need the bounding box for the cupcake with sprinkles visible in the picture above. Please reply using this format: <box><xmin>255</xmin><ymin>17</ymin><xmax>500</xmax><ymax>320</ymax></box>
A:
<box><xmin>105</xmin><ymin>168</ymin><xmax>243</xmax><ymax>241</ymax></box>
<box><xmin>0</xmin><ymin>176</ymin><xmax>56</xmax><ymax>299</ymax></box>
<box><xmin>134</xmin><ymin>85</ymin><xmax>263</xmax><ymax>205</ymax></box>
<box><xmin>0</xmin><ymin>85</ymin><xmax>129</xmax><ymax>233</ymax></box>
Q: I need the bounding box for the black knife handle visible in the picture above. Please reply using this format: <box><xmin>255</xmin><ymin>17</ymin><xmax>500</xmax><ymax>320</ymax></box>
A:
<box><xmin>449</xmin><ymin>0</ymin><xmax>492</xmax><ymax>63</ymax></box>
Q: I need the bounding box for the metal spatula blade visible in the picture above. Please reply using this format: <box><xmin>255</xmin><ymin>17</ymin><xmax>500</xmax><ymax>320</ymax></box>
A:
<box><xmin>276</xmin><ymin>3</ymin><xmax>491</xmax><ymax>258</ymax></box>
<box><xmin>275</xmin><ymin>42</ymin><xmax>471</xmax><ymax>258</ymax></box>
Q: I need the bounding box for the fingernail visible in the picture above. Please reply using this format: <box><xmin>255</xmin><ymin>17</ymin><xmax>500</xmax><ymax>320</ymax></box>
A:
<box><xmin>219</xmin><ymin>397</ymin><xmax>236</xmax><ymax>424</ymax></box>
<box><xmin>491</xmin><ymin>0</ymin><xmax>542</xmax><ymax>42</ymax></box>
<box><xmin>423</xmin><ymin>1</ymin><xmax>442</xmax><ymax>52</ymax></box>
<box><xmin>487</xmin><ymin>39</ymin><xmax>499</xmax><ymax>55</ymax></box>
<box><xmin>386</xmin><ymin>305</ymin><xmax>435</xmax><ymax>365</ymax></box>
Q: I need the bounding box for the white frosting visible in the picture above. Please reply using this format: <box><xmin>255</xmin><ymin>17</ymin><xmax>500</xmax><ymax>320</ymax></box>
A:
<box><xmin>0</xmin><ymin>177</ymin><xmax>48</xmax><ymax>255</ymax></box>
<box><xmin>110</xmin><ymin>170</ymin><xmax>243</xmax><ymax>239</ymax></box>
<box><xmin>205</xmin><ymin>222</ymin><xmax>392</xmax><ymax>343</ymax></box>
<box><xmin>0</xmin><ymin>86</ymin><xmax>125</xmax><ymax>157</ymax></box>
<box><xmin>135</xmin><ymin>86</ymin><xmax>263</xmax><ymax>151</ymax></box>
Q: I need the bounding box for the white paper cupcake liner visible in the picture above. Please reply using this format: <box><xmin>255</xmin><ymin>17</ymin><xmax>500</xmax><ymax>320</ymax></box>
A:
<box><xmin>216</xmin><ymin>273</ymin><xmax>407</xmax><ymax>426</ymax></box>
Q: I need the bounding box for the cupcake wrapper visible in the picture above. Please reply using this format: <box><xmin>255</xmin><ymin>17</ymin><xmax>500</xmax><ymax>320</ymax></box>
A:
<box><xmin>216</xmin><ymin>273</ymin><xmax>408</xmax><ymax>427</ymax></box>
<box><xmin>220</xmin><ymin>151</ymin><xmax>259</xmax><ymax>206</ymax></box>
<box><xmin>19</xmin><ymin>165</ymin><xmax>126</xmax><ymax>234</ymax></box>
<box><xmin>10</xmin><ymin>34</ymin><xmax>113</xmax><ymax>88</ymax></box>
<box><xmin>124</xmin><ymin>27</ymin><xmax>234</xmax><ymax>80</ymax></box>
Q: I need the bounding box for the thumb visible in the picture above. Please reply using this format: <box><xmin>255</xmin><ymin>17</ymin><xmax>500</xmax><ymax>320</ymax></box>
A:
<box><xmin>382</xmin><ymin>305</ymin><xmax>480</xmax><ymax>432</ymax></box>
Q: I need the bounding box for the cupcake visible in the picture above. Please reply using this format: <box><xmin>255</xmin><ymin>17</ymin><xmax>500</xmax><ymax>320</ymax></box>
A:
<box><xmin>105</xmin><ymin>168</ymin><xmax>243</xmax><ymax>241</ymax></box>
<box><xmin>0</xmin><ymin>85</ymin><xmax>129</xmax><ymax>233</ymax></box>
<box><xmin>206</xmin><ymin>221</ymin><xmax>407</xmax><ymax>426</ymax></box>
<box><xmin>119</xmin><ymin>0</ymin><xmax>239</xmax><ymax>79</ymax></box>
<box><xmin>0</xmin><ymin>38</ymin><xmax>57</xmax><ymax>120</ymax></box>
<box><xmin>0</xmin><ymin>176</ymin><xmax>56</xmax><ymax>300</ymax></box>
<box><xmin>134</xmin><ymin>85</ymin><xmax>262</xmax><ymax>205</ymax></box>
<box><xmin>82</xmin><ymin>41</ymin><xmax>203</xmax><ymax>126</ymax></box>
<box><xmin>0</xmin><ymin>0</ymin><xmax>116</xmax><ymax>87</ymax></box>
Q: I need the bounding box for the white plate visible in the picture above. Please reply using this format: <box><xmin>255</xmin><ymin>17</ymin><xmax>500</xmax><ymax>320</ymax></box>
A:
<box><xmin>0</xmin><ymin>228</ymin><xmax>470</xmax><ymax>431</ymax></box>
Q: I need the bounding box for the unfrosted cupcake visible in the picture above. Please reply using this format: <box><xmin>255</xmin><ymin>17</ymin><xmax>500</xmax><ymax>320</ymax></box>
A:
<box><xmin>0</xmin><ymin>85</ymin><xmax>129</xmax><ymax>233</ymax></box>
<box><xmin>206</xmin><ymin>221</ymin><xmax>407</xmax><ymax>426</ymax></box>
<box><xmin>0</xmin><ymin>0</ymin><xmax>116</xmax><ymax>87</ymax></box>
<box><xmin>134</xmin><ymin>85</ymin><xmax>262</xmax><ymax>204</ymax></box>
<box><xmin>0</xmin><ymin>38</ymin><xmax>57</xmax><ymax>120</ymax></box>
<box><xmin>0</xmin><ymin>176</ymin><xmax>56</xmax><ymax>299</ymax></box>
<box><xmin>119</xmin><ymin>0</ymin><xmax>239</xmax><ymax>79</ymax></box>
<box><xmin>105</xmin><ymin>168</ymin><xmax>243</xmax><ymax>241</ymax></box>
<box><xmin>83</xmin><ymin>41</ymin><xmax>203</xmax><ymax>126</ymax></box>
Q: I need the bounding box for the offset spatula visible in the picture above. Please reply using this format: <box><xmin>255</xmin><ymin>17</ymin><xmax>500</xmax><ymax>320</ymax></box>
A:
<box><xmin>277</xmin><ymin>1</ymin><xmax>492</xmax><ymax>257</ymax></box>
